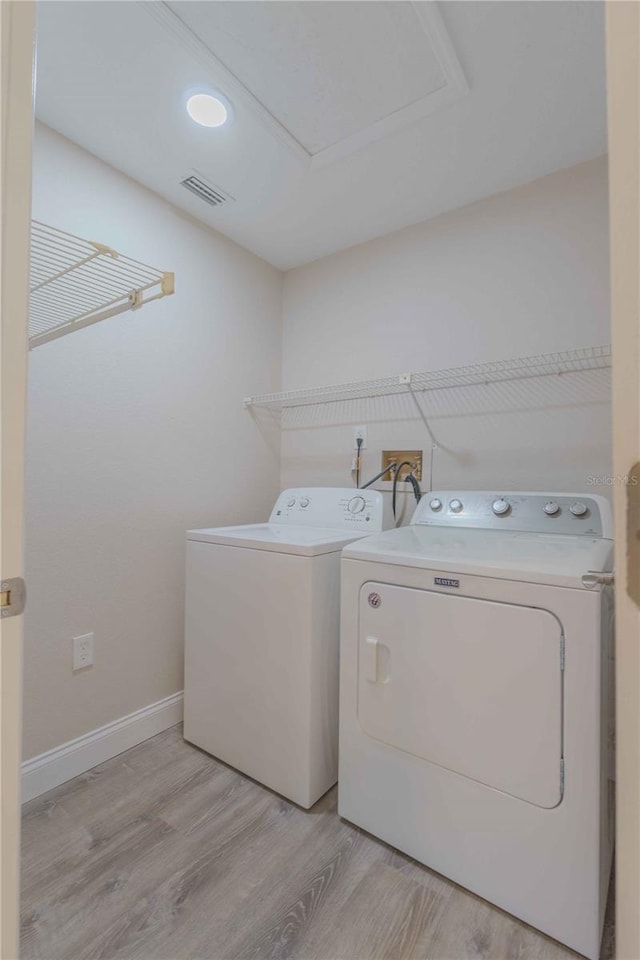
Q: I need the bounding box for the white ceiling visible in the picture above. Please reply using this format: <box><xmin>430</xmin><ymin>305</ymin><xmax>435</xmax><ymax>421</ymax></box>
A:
<box><xmin>35</xmin><ymin>1</ymin><xmax>606</xmax><ymax>270</ymax></box>
<box><xmin>161</xmin><ymin>1</ymin><xmax>468</xmax><ymax>165</ymax></box>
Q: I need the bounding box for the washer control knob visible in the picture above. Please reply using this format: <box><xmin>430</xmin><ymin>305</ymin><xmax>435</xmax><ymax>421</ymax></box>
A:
<box><xmin>492</xmin><ymin>498</ymin><xmax>510</xmax><ymax>516</ymax></box>
<box><xmin>348</xmin><ymin>495</ymin><xmax>366</xmax><ymax>514</ymax></box>
<box><xmin>429</xmin><ymin>498</ymin><xmax>443</xmax><ymax>511</ymax></box>
<box><xmin>299</xmin><ymin>497</ymin><xmax>310</xmax><ymax>508</ymax></box>
<box><xmin>570</xmin><ymin>501</ymin><xmax>588</xmax><ymax>517</ymax></box>
<box><xmin>449</xmin><ymin>499</ymin><xmax>463</xmax><ymax>513</ymax></box>
<box><xmin>287</xmin><ymin>497</ymin><xmax>296</xmax><ymax>508</ymax></box>
<box><xmin>544</xmin><ymin>501</ymin><xmax>560</xmax><ymax>516</ymax></box>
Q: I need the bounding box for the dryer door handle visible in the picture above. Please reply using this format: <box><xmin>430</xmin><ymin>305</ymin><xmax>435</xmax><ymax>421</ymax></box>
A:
<box><xmin>363</xmin><ymin>637</ymin><xmax>391</xmax><ymax>683</ymax></box>
<box><xmin>363</xmin><ymin>637</ymin><xmax>379</xmax><ymax>682</ymax></box>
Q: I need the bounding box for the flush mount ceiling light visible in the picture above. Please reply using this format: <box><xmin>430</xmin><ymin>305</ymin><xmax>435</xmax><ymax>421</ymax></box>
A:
<box><xmin>186</xmin><ymin>93</ymin><xmax>230</xmax><ymax>128</ymax></box>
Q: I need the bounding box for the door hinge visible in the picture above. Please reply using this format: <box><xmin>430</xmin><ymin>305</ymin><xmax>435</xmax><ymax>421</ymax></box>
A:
<box><xmin>560</xmin><ymin>634</ymin><xmax>565</xmax><ymax>671</ymax></box>
<box><xmin>560</xmin><ymin>757</ymin><xmax>565</xmax><ymax>796</ymax></box>
<box><xmin>0</xmin><ymin>578</ymin><xmax>26</xmax><ymax>619</ymax></box>
<box><xmin>627</xmin><ymin>461</ymin><xmax>640</xmax><ymax>609</ymax></box>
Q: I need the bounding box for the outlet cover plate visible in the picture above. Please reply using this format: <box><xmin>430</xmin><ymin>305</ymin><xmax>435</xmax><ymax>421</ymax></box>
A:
<box><xmin>353</xmin><ymin>425</ymin><xmax>367</xmax><ymax>448</ymax></box>
<box><xmin>73</xmin><ymin>632</ymin><xmax>94</xmax><ymax>671</ymax></box>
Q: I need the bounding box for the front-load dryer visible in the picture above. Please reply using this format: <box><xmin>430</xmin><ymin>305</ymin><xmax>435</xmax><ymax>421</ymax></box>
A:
<box><xmin>339</xmin><ymin>491</ymin><xmax>614</xmax><ymax>959</ymax></box>
<box><xmin>184</xmin><ymin>487</ymin><xmax>384</xmax><ymax>808</ymax></box>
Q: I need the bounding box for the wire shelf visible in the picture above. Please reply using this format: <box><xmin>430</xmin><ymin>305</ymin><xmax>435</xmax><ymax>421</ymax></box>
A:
<box><xmin>29</xmin><ymin>221</ymin><xmax>175</xmax><ymax>348</ymax></box>
<box><xmin>244</xmin><ymin>344</ymin><xmax>612</xmax><ymax>411</ymax></box>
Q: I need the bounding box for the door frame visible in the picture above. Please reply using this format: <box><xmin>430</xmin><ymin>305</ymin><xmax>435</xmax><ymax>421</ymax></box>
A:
<box><xmin>0</xmin><ymin>2</ymin><xmax>35</xmax><ymax>957</ymax></box>
<box><xmin>0</xmin><ymin>4</ymin><xmax>639</xmax><ymax>958</ymax></box>
<box><xmin>606</xmin><ymin>2</ymin><xmax>640</xmax><ymax>958</ymax></box>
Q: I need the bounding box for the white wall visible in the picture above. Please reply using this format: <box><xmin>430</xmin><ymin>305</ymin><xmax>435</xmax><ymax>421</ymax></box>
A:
<box><xmin>280</xmin><ymin>158</ymin><xmax>611</xmax><ymax>505</ymax></box>
<box><xmin>24</xmin><ymin>124</ymin><xmax>282</xmax><ymax>760</ymax></box>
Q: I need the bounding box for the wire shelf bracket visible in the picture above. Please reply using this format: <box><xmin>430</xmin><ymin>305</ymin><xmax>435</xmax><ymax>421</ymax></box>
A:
<box><xmin>243</xmin><ymin>345</ymin><xmax>612</xmax><ymax>411</ymax></box>
<box><xmin>28</xmin><ymin>221</ymin><xmax>175</xmax><ymax>349</ymax></box>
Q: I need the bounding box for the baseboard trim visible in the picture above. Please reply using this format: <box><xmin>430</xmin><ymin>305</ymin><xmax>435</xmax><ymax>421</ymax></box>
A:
<box><xmin>22</xmin><ymin>691</ymin><xmax>184</xmax><ymax>803</ymax></box>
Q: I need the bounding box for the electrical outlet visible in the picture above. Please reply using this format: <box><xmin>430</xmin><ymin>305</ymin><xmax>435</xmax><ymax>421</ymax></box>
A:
<box><xmin>72</xmin><ymin>632</ymin><xmax>94</xmax><ymax>671</ymax></box>
<box><xmin>380</xmin><ymin>450</ymin><xmax>423</xmax><ymax>482</ymax></box>
<box><xmin>353</xmin><ymin>425</ymin><xmax>367</xmax><ymax>448</ymax></box>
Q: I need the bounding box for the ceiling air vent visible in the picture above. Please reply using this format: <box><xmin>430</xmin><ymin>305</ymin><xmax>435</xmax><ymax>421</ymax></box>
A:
<box><xmin>180</xmin><ymin>174</ymin><xmax>233</xmax><ymax>208</ymax></box>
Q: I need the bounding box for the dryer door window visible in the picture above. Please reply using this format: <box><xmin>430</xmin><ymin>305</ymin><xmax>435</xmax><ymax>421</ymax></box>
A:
<box><xmin>358</xmin><ymin>582</ymin><xmax>563</xmax><ymax>808</ymax></box>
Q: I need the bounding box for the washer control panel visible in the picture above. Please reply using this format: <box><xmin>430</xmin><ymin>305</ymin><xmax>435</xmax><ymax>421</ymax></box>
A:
<box><xmin>269</xmin><ymin>488</ymin><xmax>384</xmax><ymax>531</ymax></box>
<box><xmin>414</xmin><ymin>491</ymin><xmax>611</xmax><ymax>538</ymax></box>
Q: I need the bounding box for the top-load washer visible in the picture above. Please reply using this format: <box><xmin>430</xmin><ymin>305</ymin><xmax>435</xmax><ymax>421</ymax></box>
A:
<box><xmin>184</xmin><ymin>487</ymin><xmax>384</xmax><ymax>808</ymax></box>
<box><xmin>339</xmin><ymin>491</ymin><xmax>614</xmax><ymax>959</ymax></box>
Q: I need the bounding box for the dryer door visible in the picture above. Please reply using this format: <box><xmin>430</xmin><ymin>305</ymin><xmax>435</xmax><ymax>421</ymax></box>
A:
<box><xmin>358</xmin><ymin>583</ymin><xmax>563</xmax><ymax>808</ymax></box>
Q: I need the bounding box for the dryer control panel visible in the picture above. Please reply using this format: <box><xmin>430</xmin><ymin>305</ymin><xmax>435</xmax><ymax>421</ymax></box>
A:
<box><xmin>269</xmin><ymin>488</ymin><xmax>385</xmax><ymax>531</ymax></box>
<box><xmin>413</xmin><ymin>491</ymin><xmax>613</xmax><ymax>539</ymax></box>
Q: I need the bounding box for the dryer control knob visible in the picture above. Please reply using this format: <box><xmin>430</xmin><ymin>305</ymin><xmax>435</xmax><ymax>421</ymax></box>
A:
<box><xmin>544</xmin><ymin>501</ymin><xmax>560</xmax><ymax>516</ymax></box>
<box><xmin>449</xmin><ymin>499</ymin><xmax>463</xmax><ymax>513</ymax></box>
<box><xmin>299</xmin><ymin>497</ymin><xmax>310</xmax><ymax>508</ymax></box>
<box><xmin>492</xmin><ymin>498</ymin><xmax>510</xmax><ymax>516</ymax></box>
<box><xmin>429</xmin><ymin>498</ymin><xmax>443</xmax><ymax>511</ymax></box>
<box><xmin>570</xmin><ymin>501</ymin><xmax>588</xmax><ymax>517</ymax></box>
<box><xmin>348</xmin><ymin>495</ymin><xmax>366</xmax><ymax>514</ymax></box>
<box><xmin>287</xmin><ymin>497</ymin><xmax>296</xmax><ymax>508</ymax></box>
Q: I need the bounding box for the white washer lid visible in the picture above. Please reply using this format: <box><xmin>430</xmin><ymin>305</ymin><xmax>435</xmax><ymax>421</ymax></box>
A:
<box><xmin>342</xmin><ymin>525</ymin><xmax>614</xmax><ymax>589</ymax></box>
<box><xmin>187</xmin><ymin>522</ymin><xmax>371</xmax><ymax>557</ymax></box>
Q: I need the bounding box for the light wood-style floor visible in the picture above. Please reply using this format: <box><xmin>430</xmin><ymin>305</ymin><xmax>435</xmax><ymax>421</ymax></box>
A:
<box><xmin>21</xmin><ymin>725</ymin><xmax>614</xmax><ymax>960</ymax></box>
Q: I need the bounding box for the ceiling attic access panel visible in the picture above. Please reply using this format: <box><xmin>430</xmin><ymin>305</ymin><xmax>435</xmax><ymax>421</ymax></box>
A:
<box><xmin>161</xmin><ymin>0</ymin><xmax>469</xmax><ymax>167</ymax></box>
